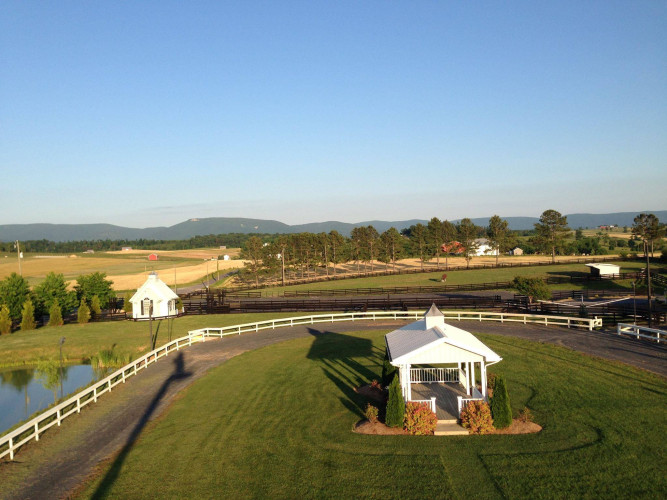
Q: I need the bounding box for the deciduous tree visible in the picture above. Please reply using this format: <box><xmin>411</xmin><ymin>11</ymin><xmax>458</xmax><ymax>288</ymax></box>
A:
<box><xmin>75</xmin><ymin>272</ymin><xmax>115</xmax><ymax>309</ymax></box>
<box><xmin>457</xmin><ymin>218</ymin><xmax>480</xmax><ymax>269</ymax></box>
<box><xmin>0</xmin><ymin>273</ymin><xmax>31</xmax><ymax>321</ymax></box>
<box><xmin>534</xmin><ymin>209</ymin><xmax>570</xmax><ymax>263</ymax></box>
<box><xmin>632</xmin><ymin>213</ymin><xmax>663</xmax><ymax>327</ymax></box>
<box><xmin>487</xmin><ymin>215</ymin><xmax>510</xmax><ymax>266</ymax></box>
<box><xmin>33</xmin><ymin>272</ymin><xmax>77</xmax><ymax>318</ymax></box>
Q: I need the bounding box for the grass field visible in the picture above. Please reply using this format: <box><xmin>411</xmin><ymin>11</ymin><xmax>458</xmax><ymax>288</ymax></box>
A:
<box><xmin>0</xmin><ymin>248</ymin><xmax>243</xmax><ymax>291</ymax></box>
<box><xmin>76</xmin><ymin>328</ymin><xmax>666</xmax><ymax>499</ymax></box>
<box><xmin>0</xmin><ymin>313</ymin><xmax>303</xmax><ymax>369</ymax></box>
<box><xmin>259</xmin><ymin>260</ymin><xmax>658</xmax><ymax>295</ymax></box>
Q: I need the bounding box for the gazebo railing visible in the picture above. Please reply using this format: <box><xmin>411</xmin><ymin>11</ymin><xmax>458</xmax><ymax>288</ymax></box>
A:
<box><xmin>457</xmin><ymin>389</ymin><xmax>485</xmax><ymax>417</ymax></box>
<box><xmin>408</xmin><ymin>397</ymin><xmax>437</xmax><ymax>414</ymax></box>
<box><xmin>410</xmin><ymin>367</ymin><xmax>459</xmax><ymax>384</ymax></box>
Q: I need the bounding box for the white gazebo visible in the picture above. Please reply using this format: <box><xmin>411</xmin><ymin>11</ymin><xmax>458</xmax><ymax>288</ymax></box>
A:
<box><xmin>130</xmin><ymin>272</ymin><xmax>180</xmax><ymax>320</ymax></box>
<box><xmin>385</xmin><ymin>305</ymin><xmax>502</xmax><ymax>419</ymax></box>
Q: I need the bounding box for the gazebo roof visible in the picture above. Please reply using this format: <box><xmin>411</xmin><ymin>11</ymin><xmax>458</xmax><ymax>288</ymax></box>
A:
<box><xmin>130</xmin><ymin>272</ymin><xmax>179</xmax><ymax>303</ymax></box>
<box><xmin>385</xmin><ymin>306</ymin><xmax>502</xmax><ymax>365</ymax></box>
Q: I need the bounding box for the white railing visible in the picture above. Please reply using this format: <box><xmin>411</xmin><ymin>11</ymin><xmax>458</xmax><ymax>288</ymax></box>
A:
<box><xmin>616</xmin><ymin>323</ymin><xmax>665</xmax><ymax>343</ymax></box>
<box><xmin>0</xmin><ymin>334</ymin><xmax>198</xmax><ymax>461</ymax></box>
<box><xmin>410</xmin><ymin>367</ymin><xmax>459</xmax><ymax>383</ymax></box>
<box><xmin>1</xmin><ymin>310</ymin><xmax>601</xmax><ymax>460</ymax></box>
<box><xmin>408</xmin><ymin>397</ymin><xmax>437</xmax><ymax>414</ymax></box>
<box><xmin>457</xmin><ymin>394</ymin><xmax>485</xmax><ymax>417</ymax></box>
<box><xmin>188</xmin><ymin>310</ymin><xmax>602</xmax><ymax>339</ymax></box>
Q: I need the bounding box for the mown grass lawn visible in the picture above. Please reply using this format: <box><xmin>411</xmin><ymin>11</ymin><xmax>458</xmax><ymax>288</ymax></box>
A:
<box><xmin>80</xmin><ymin>329</ymin><xmax>666</xmax><ymax>499</ymax></box>
<box><xmin>0</xmin><ymin>313</ymin><xmax>306</xmax><ymax>368</ymax></box>
<box><xmin>259</xmin><ymin>261</ymin><xmax>657</xmax><ymax>295</ymax></box>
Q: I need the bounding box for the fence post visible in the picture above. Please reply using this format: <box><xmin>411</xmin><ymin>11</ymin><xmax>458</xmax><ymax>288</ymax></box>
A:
<box><xmin>34</xmin><ymin>423</ymin><xmax>39</xmax><ymax>441</ymax></box>
<box><xmin>77</xmin><ymin>397</ymin><xmax>81</xmax><ymax>413</ymax></box>
<box><xmin>9</xmin><ymin>438</ymin><xmax>13</xmax><ymax>460</ymax></box>
<box><xmin>57</xmin><ymin>409</ymin><xmax>61</xmax><ymax>426</ymax></box>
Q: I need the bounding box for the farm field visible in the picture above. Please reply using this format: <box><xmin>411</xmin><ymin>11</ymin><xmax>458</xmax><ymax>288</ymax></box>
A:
<box><xmin>73</xmin><ymin>328</ymin><xmax>666</xmax><ymax>499</ymax></box>
<box><xmin>0</xmin><ymin>248</ymin><xmax>244</xmax><ymax>291</ymax></box>
<box><xmin>0</xmin><ymin>312</ymin><xmax>300</xmax><ymax>368</ymax></box>
<box><xmin>257</xmin><ymin>260</ymin><xmax>656</xmax><ymax>296</ymax></box>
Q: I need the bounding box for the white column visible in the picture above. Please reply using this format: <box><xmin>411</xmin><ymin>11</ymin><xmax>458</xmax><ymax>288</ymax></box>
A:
<box><xmin>481</xmin><ymin>362</ymin><xmax>487</xmax><ymax>398</ymax></box>
<box><xmin>406</xmin><ymin>364</ymin><xmax>412</xmax><ymax>401</ymax></box>
<box><xmin>471</xmin><ymin>362</ymin><xmax>476</xmax><ymax>395</ymax></box>
<box><xmin>466</xmin><ymin>362</ymin><xmax>471</xmax><ymax>395</ymax></box>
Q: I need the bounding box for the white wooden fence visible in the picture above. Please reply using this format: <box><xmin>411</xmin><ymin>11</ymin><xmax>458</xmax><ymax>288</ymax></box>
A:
<box><xmin>410</xmin><ymin>367</ymin><xmax>459</xmax><ymax>384</ymax></box>
<box><xmin>1</xmin><ymin>310</ymin><xmax>601</xmax><ymax>460</ymax></box>
<box><xmin>616</xmin><ymin>323</ymin><xmax>665</xmax><ymax>343</ymax></box>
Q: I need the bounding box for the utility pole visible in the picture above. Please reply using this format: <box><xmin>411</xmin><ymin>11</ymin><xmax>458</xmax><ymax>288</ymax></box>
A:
<box><xmin>15</xmin><ymin>240</ymin><xmax>22</xmax><ymax>276</ymax></box>
<box><xmin>645</xmin><ymin>240</ymin><xmax>652</xmax><ymax>328</ymax></box>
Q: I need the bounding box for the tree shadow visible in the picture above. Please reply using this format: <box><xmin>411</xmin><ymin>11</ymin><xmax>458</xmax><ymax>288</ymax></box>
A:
<box><xmin>91</xmin><ymin>352</ymin><xmax>191</xmax><ymax>499</ymax></box>
<box><xmin>305</xmin><ymin>328</ymin><xmax>383</xmax><ymax>416</ymax></box>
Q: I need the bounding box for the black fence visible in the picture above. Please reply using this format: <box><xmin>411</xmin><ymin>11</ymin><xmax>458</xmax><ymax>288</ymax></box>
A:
<box><xmin>219</xmin><ymin>272</ymin><xmax>646</xmax><ymax>299</ymax></box>
<box><xmin>230</xmin><ymin>255</ymin><xmax>629</xmax><ymax>291</ymax></box>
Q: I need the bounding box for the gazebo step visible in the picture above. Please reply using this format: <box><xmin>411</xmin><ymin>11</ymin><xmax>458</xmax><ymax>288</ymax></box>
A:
<box><xmin>435</xmin><ymin>423</ymin><xmax>468</xmax><ymax>436</ymax></box>
<box><xmin>437</xmin><ymin>417</ymin><xmax>458</xmax><ymax>425</ymax></box>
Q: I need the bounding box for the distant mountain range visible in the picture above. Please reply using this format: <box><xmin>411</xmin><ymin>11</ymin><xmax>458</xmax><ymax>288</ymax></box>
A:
<box><xmin>1</xmin><ymin>211</ymin><xmax>665</xmax><ymax>242</ymax></box>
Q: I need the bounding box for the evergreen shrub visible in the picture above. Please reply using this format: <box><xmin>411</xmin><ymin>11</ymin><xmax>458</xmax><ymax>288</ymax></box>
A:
<box><xmin>385</xmin><ymin>375</ymin><xmax>405</xmax><ymax>427</ymax></box>
<box><xmin>78</xmin><ymin>299</ymin><xmax>91</xmax><ymax>324</ymax></box>
<box><xmin>48</xmin><ymin>300</ymin><xmax>64</xmax><ymax>327</ymax></box>
<box><xmin>381</xmin><ymin>352</ymin><xmax>396</xmax><ymax>386</ymax></box>
<box><xmin>20</xmin><ymin>299</ymin><xmax>36</xmax><ymax>331</ymax></box>
<box><xmin>490</xmin><ymin>375</ymin><xmax>512</xmax><ymax>428</ymax></box>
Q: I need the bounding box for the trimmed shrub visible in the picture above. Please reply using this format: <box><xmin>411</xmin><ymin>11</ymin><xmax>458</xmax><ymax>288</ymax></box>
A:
<box><xmin>365</xmin><ymin>404</ymin><xmax>379</xmax><ymax>424</ymax></box>
<box><xmin>176</xmin><ymin>298</ymin><xmax>183</xmax><ymax>313</ymax></box>
<box><xmin>0</xmin><ymin>305</ymin><xmax>12</xmax><ymax>335</ymax></box>
<box><xmin>518</xmin><ymin>407</ymin><xmax>533</xmax><ymax>424</ymax></box>
<box><xmin>403</xmin><ymin>402</ymin><xmax>437</xmax><ymax>435</ymax></box>
<box><xmin>90</xmin><ymin>295</ymin><xmax>101</xmax><ymax>319</ymax></box>
<box><xmin>381</xmin><ymin>352</ymin><xmax>396</xmax><ymax>386</ymax></box>
<box><xmin>385</xmin><ymin>375</ymin><xmax>405</xmax><ymax>427</ymax></box>
<box><xmin>490</xmin><ymin>375</ymin><xmax>512</xmax><ymax>429</ymax></box>
<box><xmin>77</xmin><ymin>299</ymin><xmax>91</xmax><ymax>324</ymax></box>
<box><xmin>123</xmin><ymin>292</ymin><xmax>133</xmax><ymax>315</ymax></box>
<box><xmin>20</xmin><ymin>299</ymin><xmax>36</xmax><ymax>331</ymax></box>
<box><xmin>48</xmin><ymin>300</ymin><xmax>64</xmax><ymax>327</ymax></box>
<box><xmin>460</xmin><ymin>400</ymin><xmax>494</xmax><ymax>435</ymax></box>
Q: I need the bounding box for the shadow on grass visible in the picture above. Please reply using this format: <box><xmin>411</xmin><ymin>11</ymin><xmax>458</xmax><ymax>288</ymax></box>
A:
<box><xmin>91</xmin><ymin>352</ymin><xmax>191</xmax><ymax>499</ymax></box>
<box><xmin>305</xmin><ymin>327</ymin><xmax>382</xmax><ymax>417</ymax></box>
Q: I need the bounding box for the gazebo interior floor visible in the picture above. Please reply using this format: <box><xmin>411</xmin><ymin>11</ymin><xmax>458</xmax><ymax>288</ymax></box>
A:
<box><xmin>411</xmin><ymin>382</ymin><xmax>470</xmax><ymax>421</ymax></box>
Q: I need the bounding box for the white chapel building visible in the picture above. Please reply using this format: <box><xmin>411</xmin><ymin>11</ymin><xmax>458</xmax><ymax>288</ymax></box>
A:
<box><xmin>130</xmin><ymin>272</ymin><xmax>180</xmax><ymax>320</ymax></box>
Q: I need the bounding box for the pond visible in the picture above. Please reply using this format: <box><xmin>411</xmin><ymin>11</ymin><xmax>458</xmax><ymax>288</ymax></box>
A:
<box><xmin>0</xmin><ymin>363</ymin><xmax>110</xmax><ymax>435</ymax></box>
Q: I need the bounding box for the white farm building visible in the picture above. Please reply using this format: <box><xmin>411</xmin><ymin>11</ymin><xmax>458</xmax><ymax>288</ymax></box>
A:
<box><xmin>585</xmin><ymin>263</ymin><xmax>621</xmax><ymax>277</ymax></box>
<box><xmin>130</xmin><ymin>272</ymin><xmax>180</xmax><ymax>320</ymax></box>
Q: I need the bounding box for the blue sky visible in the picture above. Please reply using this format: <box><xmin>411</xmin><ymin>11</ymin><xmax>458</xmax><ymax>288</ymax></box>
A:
<box><xmin>1</xmin><ymin>1</ymin><xmax>665</xmax><ymax>227</ymax></box>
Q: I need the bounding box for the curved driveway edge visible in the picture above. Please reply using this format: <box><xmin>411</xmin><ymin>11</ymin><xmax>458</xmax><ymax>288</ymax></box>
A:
<box><xmin>0</xmin><ymin>320</ymin><xmax>664</xmax><ymax>500</ymax></box>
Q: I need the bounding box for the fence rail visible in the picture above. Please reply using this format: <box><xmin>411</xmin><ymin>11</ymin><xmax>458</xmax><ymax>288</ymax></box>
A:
<box><xmin>1</xmin><ymin>310</ymin><xmax>601</xmax><ymax>461</ymax></box>
<box><xmin>616</xmin><ymin>323</ymin><xmax>665</xmax><ymax>343</ymax></box>
<box><xmin>408</xmin><ymin>397</ymin><xmax>437</xmax><ymax>414</ymax></box>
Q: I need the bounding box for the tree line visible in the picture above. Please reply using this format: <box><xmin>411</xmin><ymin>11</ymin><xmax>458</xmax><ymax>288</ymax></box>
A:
<box><xmin>238</xmin><ymin>210</ymin><xmax>665</xmax><ymax>286</ymax></box>
<box><xmin>0</xmin><ymin>272</ymin><xmax>115</xmax><ymax>334</ymax></box>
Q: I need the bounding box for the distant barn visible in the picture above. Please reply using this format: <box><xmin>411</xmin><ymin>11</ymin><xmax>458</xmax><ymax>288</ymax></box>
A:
<box><xmin>148</xmin><ymin>253</ymin><xmax>158</xmax><ymax>261</ymax></box>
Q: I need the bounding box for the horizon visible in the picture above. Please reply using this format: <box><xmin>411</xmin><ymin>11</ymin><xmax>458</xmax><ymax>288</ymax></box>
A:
<box><xmin>2</xmin><ymin>1</ymin><xmax>665</xmax><ymax>226</ymax></box>
<box><xmin>2</xmin><ymin>209</ymin><xmax>666</xmax><ymax>232</ymax></box>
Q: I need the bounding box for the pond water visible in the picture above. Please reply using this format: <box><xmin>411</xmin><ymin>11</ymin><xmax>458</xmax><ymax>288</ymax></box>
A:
<box><xmin>0</xmin><ymin>364</ymin><xmax>109</xmax><ymax>435</ymax></box>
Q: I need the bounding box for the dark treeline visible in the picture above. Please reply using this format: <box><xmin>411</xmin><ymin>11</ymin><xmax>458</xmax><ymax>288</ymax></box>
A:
<box><xmin>0</xmin><ymin>233</ymin><xmax>272</xmax><ymax>254</ymax></box>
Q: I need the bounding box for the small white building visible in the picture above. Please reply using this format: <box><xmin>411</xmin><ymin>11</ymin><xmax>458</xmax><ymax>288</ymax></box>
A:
<box><xmin>222</xmin><ymin>254</ymin><xmax>230</xmax><ymax>261</ymax></box>
<box><xmin>474</xmin><ymin>238</ymin><xmax>498</xmax><ymax>257</ymax></box>
<box><xmin>586</xmin><ymin>263</ymin><xmax>620</xmax><ymax>277</ymax></box>
<box><xmin>385</xmin><ymin>305</ymin><xmax>502</xmax><ymax>418</ymax></box>
<box><xmin>510</xmin><ymin>247</ymin><xmax>524</xmax><ymax>256</ymax></box>
<box><xmin>130</xmin><ymin>272</ymin><xmax>180</xmax><ymax>320</ymax></box>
